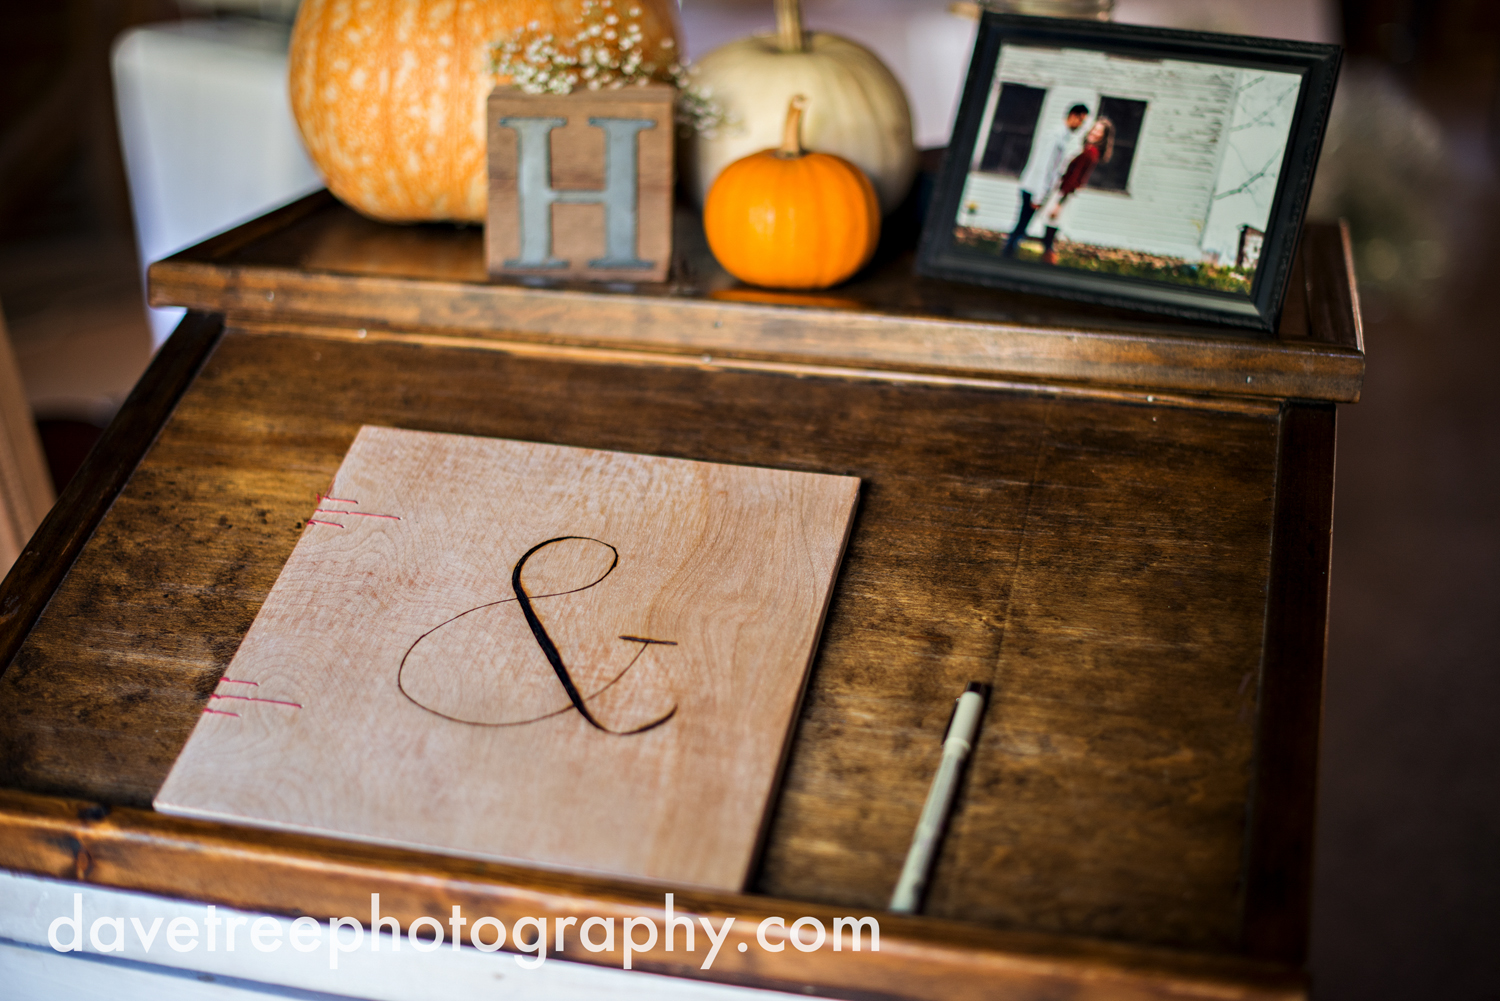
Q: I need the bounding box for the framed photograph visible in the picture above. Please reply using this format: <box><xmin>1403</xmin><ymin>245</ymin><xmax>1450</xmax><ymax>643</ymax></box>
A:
<box><xmin>916</xmin><ymin>14</ymin><xmax>1341</xmax><ymax>333</ymax></box>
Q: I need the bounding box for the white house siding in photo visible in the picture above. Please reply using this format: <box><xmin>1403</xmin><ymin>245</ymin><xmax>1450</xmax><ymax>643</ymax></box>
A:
<box><xmin>957</xmin><ymin>45</ymin><xmax>1302</xmax><ymax>264</ymax></box>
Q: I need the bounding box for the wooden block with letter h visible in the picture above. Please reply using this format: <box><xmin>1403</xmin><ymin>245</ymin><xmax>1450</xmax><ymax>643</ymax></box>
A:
<box><xmin>486</xmin><ymin>85</ymin><xmax>674</xmax><ymax>283</ymax></box>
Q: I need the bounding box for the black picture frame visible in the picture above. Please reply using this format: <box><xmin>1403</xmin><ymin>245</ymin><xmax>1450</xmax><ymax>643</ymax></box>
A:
<box><xmin>916</xmin><ymin>14</ymin><xmax>1341</xmax><ymax>333</ymax></box>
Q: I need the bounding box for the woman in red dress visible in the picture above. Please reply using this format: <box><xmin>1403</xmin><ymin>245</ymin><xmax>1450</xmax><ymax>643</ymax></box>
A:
<box><xmin>1040</xmin><ymin>117</ymin><xmax>1115</xmax><ymax>265</ymax></box>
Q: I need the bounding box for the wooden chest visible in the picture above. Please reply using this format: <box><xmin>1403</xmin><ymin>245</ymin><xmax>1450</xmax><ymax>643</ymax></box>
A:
<box><xmin>0</xmin><ymin>192</ymin><xmax>1362</xmax><ymax>1000</ymax></box>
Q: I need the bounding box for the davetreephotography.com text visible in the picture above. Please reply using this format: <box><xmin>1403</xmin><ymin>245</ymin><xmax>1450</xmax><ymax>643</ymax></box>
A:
<box><xmin>48</xmin><ymin>892</ymin><xmax>880</xmax><ymax>970</ymax></box>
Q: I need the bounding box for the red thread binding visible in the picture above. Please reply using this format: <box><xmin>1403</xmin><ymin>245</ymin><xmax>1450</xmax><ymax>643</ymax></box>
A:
<box><xmin>306</xmin><ymin>519</ymin><xmax>345</xmax><ymax>528</ymax></box>
<box><xmin>210</xmin><ymin>694</ymin><xmax>302</xmax><ymax>709</ymax></box>
<box><xmin>203</xmin><ymin>708</ymin><xmax>240</xmax><ymax>718</ymax></box>
<box><xmin>315</xmin><ymin>477</ymin><xmax>358</xmax><ymax>505</ymax></box>
<box><xmin>219</xmin><ymin>678</ymin><xmax>258</xmax><ymax>686</ymax></box>
<box><xmin>314</xmin><ymin>509</ymin><xmax>400</xmax><ymax>521</ymax></box>
<box><xmin>321</xmin><ymin>496</ymin><xmax>359</xmax><ymax>505</ymax></box>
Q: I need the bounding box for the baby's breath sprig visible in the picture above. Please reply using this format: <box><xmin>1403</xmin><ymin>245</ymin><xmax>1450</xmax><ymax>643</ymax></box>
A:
<box><xmin>491</xmin><ymin>0</ymin><xmax>730</xmax><ymax>136</ymax></box>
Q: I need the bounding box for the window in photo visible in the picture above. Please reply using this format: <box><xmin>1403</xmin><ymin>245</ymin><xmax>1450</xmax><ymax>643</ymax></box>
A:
<box><xmin>1087</xmin><ymin>96</ymin><xmax>1147</xmax><ymax>193</ymax></box>
<box><xmin>977</xmin><ymin>83</ymin><xmax>1047</xmax><ymax>176</ymax></box>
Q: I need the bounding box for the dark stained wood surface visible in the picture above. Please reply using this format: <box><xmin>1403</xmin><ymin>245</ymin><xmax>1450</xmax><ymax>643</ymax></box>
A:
<box><xmin>0</xmin><ymin>311</ymin><xmax>223</xmax><ymax>673</ymax></box>
<box><xmin>761</xmin><ymin>382</ymin><xmax>1279</xmax><ymax>957</ymax></box>
<box><xmin>0</xmin><ymin>183</ymin><xmax>1356</xmax><ymax>996</ymax></box>
<box><xmin>0</xmin><ymin>321</ymin><xmax>1302</xmax><ymax>965</ymax></box>
<box><xmin>912</xmin><ymin>395</ymin><xmax>1278</xmax><ymax>949</ymax></box>
<box><xmin>146</xmin><ymin>193</ymin><xmax>1365</xmax><ymax>403</ymax></box>
<box><xmin>1294</xmin><ymin>224</ymin><xmax>1363</xmax><ymax>355</ymax></box>
<box><xmin>1241</xmin><ymin>403</ymin><xmax>1338</xmax><ymax>963</ymax></box>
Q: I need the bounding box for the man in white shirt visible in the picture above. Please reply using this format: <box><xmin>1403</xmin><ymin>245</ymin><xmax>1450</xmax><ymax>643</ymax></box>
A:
<box><xmin>1001</xmin><ymin>102</ymin><xmax>1090</xmax><ymax>258</ymax></box>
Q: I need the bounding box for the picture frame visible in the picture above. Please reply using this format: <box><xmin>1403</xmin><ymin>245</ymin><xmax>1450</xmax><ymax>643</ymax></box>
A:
<box><xmin>916</xmin><ymin>13</ymin><xmax>1341</xmax><ymax>333</ymax></box>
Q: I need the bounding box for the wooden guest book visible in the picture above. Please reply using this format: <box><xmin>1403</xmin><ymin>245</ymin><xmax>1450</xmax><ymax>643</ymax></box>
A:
<box><xmin>0</xmin><ymin>184</ymin><xmax>1363</xmax><ymax>1000</ymax></box>
<box><xmin>156</xmin><ymin>427</ymin><xmax>858</xmax><ymax>889</ymax></box>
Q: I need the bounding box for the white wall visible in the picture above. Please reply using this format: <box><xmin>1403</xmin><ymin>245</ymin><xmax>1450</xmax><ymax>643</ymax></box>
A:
<box><xmin>678</xmin><ymin>0</ymin><xmax>978</xmax><ymax>150</ymax></box>
<box><xmin>676</xmin><ymin>0</ymin><xmax>1336</xmax><ymax>154</ymax></box>
<box><xmin>113</xmin><ymin>19</ymin><xmax>322</xmax><ymax>347</ymax></box>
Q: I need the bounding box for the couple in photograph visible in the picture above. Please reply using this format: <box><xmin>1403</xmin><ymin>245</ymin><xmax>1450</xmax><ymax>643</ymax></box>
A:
<box><xmin>1000</xmin><ymin>103</ymin><xmax>1115</xmax><ymax>264</ymax></box>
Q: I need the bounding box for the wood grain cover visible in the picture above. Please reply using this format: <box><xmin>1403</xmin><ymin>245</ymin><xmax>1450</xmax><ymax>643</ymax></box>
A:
<box><xmin>155</xmin><ymin>427</ymin><xmax>858</xmax><ymax>891</ymax></box>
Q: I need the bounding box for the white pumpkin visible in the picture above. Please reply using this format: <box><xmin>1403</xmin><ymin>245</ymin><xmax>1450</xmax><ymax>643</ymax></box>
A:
<box><xmin>686</xmin><ymin>0</ymin><xmax>917</xmax><ymax>216</ymax></box>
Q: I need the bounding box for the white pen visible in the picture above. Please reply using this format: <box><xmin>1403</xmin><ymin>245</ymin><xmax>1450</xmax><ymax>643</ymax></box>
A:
<box><xmin>889</xmin><ymin>681</ymin><xmax>989</xmax><ymax>915</ymax></box>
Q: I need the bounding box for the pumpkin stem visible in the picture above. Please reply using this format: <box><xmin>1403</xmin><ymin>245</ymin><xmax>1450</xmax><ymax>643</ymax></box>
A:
<box><xmin>774</xmin><ymin>0</ymin><xmax>805</xmax><ymax>53</ymax></box>
<box><xmin>778</xmin><ymin>95</ymin><xmax>808</xmax><ymax>158</ymax></box>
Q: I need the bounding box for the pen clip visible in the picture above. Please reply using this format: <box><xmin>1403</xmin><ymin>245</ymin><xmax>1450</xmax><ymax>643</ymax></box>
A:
<box><xmin>940</xmin><ymin>681</ymin><xmax>990</xmax><ymax>742</ymax></box>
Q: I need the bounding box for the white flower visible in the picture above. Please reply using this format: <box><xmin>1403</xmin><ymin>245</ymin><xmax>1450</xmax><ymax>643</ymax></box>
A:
<box><xmin>490</xmin><ymin>7</ymin><xmax>726</xmax><ymax>134</ymax></box>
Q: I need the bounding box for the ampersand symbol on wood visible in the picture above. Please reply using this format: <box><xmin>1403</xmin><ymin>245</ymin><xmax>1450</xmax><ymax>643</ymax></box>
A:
<box><xmin>398</xmin><ymin>536</ymin><xmax>677</xmax><ymax>735</ymax></box>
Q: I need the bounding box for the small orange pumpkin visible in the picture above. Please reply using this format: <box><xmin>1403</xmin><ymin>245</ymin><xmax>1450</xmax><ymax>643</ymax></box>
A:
<box><xmin>703</xmin><ymin>95</ymin><xmax>880</xmax><ymax>290</ymax></box>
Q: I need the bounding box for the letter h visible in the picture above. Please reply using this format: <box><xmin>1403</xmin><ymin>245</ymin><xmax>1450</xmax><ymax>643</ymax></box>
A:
<box><xmin>499</xmin><ymin>116</ymin><xmax>655</xmax><ymax>270</ymax></box>
<box><xmin>664</xmin><ymin>892</ymin><xmax>693</xmax><ymax>952</ymax></box>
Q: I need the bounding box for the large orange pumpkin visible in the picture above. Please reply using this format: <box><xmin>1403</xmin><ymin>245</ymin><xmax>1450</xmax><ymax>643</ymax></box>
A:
<box><xmin>704</xmin><ymin>96</ymin><xmax>880</xmax><ymax>290</ymax></box>
<box><xmin>289</xmin><ymin>0</ymin><xmax>680</xmax><ymax>223</ymax></box>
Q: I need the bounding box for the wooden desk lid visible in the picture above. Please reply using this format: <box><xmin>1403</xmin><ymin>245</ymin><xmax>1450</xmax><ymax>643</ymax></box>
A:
<box><xmin>147</xmin><ymin>190</ymin><xmax>1364</xmax><ymax>403</ymax></box>
<box><xmin>0</xmin><ymin>314</ymin><xmax>1331</xmax><ymax>999</ymax></box>
<box><xmin>0</xmin><ymin>187</ymin><xmax>1354</xmax><ymax>999</ymax></box>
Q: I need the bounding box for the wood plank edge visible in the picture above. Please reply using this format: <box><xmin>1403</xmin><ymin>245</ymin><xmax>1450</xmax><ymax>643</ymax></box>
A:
<box><xmin>1337</xmin><ymin>220</ymin><xmax>1365</xmax><ymax>357</ymax></box>
<box><xmin>158</xmin><ymin>191</ymin><xmax>336</xmax><ymax>263</ymax></box>
<box><xmin>147</xmin><ymin>261</ymin><xmax>1363</xmax><ymax>403</ymax></box>
<box><xmin>1293</xmin><ymin>223</ymin><xmax>1364</xmax><ymax>396</ymax></box>
<box><xmin>227</xmin><ymin>317</ymin><xmax>1286</xmax><ymax>417</ymax></box>
<box><xmin>1239</xmin><ymin>402</ymin><xmax>1337</xmax><ymax>962</ymax></box>
<box><xmin>0</xmin><ymin>789</ymin><xmax>1304</xmax><ymax>1001</ymax></box>
<box><xmin>0</xmin><ymin>312</ymin><xmax>225</xmax><ymax>677</ymax></box>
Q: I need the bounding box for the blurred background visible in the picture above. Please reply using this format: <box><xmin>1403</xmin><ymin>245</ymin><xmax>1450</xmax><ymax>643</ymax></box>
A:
<box><xmin>0</xmin><ymin>1</ymin><xmax>1496</xmax><ymax>998</ymax></box>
